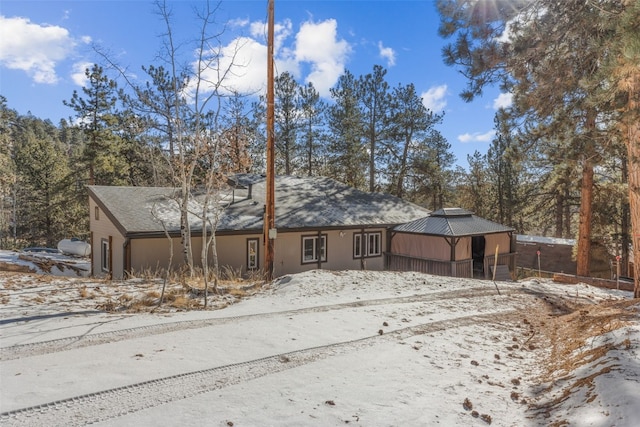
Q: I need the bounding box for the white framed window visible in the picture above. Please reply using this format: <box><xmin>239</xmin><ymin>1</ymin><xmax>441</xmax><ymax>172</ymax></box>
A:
<box><xmin>302</xmin><ymin>234</ymin><xmax>327</xmax><ymax>264</ymax></box>
<box><xmin>101</xmin><ymin>238</ymin><xmax>110</xmax><ymax>272</ymax></box>
<box><xmin>247</xmin><ymin>238</ymin><xmax>259</xmax><ymax>270</ymax></box>
<box><xmin>354</xmin><ymin>232</ymin><xmax>382</xmax><ymax>258</ymax></box>
<box><xmin>353</xmin><ymin>233</ymin><xmax>363</xmax><ymax>258</ymax></box>
<box><xmin>368</xmin><ymin>232</ymin><xmax>381</xmax><ymax>256</ymax></box>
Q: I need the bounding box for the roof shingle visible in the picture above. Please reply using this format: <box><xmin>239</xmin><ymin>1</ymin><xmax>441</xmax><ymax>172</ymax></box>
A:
<box><xmin>89</xmin><ymin>175</ymin><xmax>430</xmax><ymax>237</ymax></box>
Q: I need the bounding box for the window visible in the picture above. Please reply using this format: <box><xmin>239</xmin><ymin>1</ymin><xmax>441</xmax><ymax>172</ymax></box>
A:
<box><xmin>353</xmin><ymin>232</ymin><xmax>382</xmax><ymax>258</ymax></box>
<box><xmin>302</xmin><ymin>234</ymin><xmax>327</xmax><ymax>264</ymax></box>
<box><xmin>354</xmin><ymin>233</ymin><xmax>363</xmax><ymax>258</ymax></box>
<box><xmin>367</xmin><ymin>232</ymin><xmax>381</xmax><ymax>256</ymax></box>
<box><xmin>94</xmin><ymin>206</ymin><xmax>100</xmax><ymax>220</ymax></box>
<box><xmin>247</xmin><ymin>238</ymin><xmax>259</xmax><ymax>270</ymax></box>
<box><xmin>101</xmin><ymin>238</ymin><xmax>110</xmax><ymax>273</ymax></box>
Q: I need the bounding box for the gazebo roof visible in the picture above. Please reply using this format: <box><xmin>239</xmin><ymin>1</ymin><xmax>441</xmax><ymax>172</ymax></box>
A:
<box><xmin>393</xmin><ymin>208</ymin><xmax>514</xmax><ymax>237</ymax></box>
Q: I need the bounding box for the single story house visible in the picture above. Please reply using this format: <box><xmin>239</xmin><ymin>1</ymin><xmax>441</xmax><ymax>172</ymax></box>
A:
<box><xmin>88</xmin><ymin>174</ymin><xmax>430</xmax><ymax>279</ymax></box>
<box><xmin>386</xmin><ymin>208</ymin><xmax>516</xmax><ymax>280</ymax></box>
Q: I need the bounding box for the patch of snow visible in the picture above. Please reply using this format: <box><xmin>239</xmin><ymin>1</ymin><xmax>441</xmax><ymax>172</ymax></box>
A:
<box><xmin>0</xmin><ymin>266</ymin><xmax>637</xmax><ymax>426</ymax></box>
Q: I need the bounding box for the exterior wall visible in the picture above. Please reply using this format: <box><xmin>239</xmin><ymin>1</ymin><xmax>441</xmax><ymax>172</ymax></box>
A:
<box><xmin>273</xmin><ymin>228</ymin><xmax>386</xmax><ymax>276</ymax></box>
<box><xmin>389</xmin><ymin>233</ymin><xmax>511</xmax><ymax>262</ymax></box>
<box><xmin>456</xmin><ymin>236</ymin><xmax>471</xmax><ymax>260</ymax></box>
<box><xmin>390</xmin><ymin>233</ymin><xmax>452</xmax><ymax>261</ymax></box>
<box><xmin>128</xmin><ymin>233</ymin><xmax>264</xmax><ymax>277</ymax></box>
<box><xmin>129</xmin><ymin>236</ymin><xmax>182</xmax><ymax>276</ymax></box>
<box><xmin>485</xmin><ymin>233</ymin><xmax>512</xmax><ymax>255</ymax></box>
<box><xmin>89</xmin><ymin>197</ymin><xmax>126</xmax><ymax>279</ymax></box>
<box><xmin>111</xmin><ymin>227</ymin><xmax>388</xmax><ymax>280</ymax></box>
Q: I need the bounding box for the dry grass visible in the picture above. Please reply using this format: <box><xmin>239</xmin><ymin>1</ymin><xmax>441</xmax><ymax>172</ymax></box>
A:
<box><xmin>78</xmin><ymin>286</ymin><xmax>88</xmax><ymax>298</ymax></box>
<box><xmin>0</xmin><ymin>261</ymin><xmax>34</xmax><ymax>274</ymax></box>
<box><xmin>528</xmin><ymin>298</ymin><xmax>637</xmax><ymax>423</ymax></box>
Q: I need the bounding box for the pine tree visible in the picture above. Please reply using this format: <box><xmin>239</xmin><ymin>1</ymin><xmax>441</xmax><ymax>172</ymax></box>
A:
<box><xmin>274</xmin><ymin>72</ymin><xmax>300</xmax><ymax>175</ymax></box>
<box><xmin>327</xmin><ymin>71</ymin><xmax>367</xmax><ymax>189</ymax></box>
<box><xmin>436</xmin><ymin>0</ymin><xmax>634</xmax><ymax>281</ymax></box>
<box><xmin>298</xmin><ymin>82</ymin><xmax>327</xmax><ymax>177</ymax></box>
<box><xmin>64</xmin><ymin>64</ymin><xmax>125</xmax><ymax>186</ymax></box>
<box><xmin>357</xmin><ymin>65</ymin><xmax>392</xmax><ymax>192</ymax></box>
<box><xmin>386</xmin><ymin>83</ymin><xmax>441</xmax><ymax>199</ymax></box>
<box><xmin>0</xmin><ymin>97</ymin><xmax>18</xmax><ymax>248</ymax></box>
<box><xmin>485</xmin><ymin>110</ymin><xmax>530</xmax><ymax>230</ymax></box>
<box><xmin>12</xmin><ymin>116</ymin><xmax>73</xmax><ymax>246</ymax></box>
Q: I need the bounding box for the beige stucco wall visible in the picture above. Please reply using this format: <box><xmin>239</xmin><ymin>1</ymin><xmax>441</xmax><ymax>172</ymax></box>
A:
<box><xmin>272</xmin><ymin>228</ymin><xmax>386</xmax><ymax>276</ymax></box>
<box><xmin>88</xmin><ymin>180</ymin><xmax>395</xmax><ymax>280</ymax></box>
<box><xmin>105</xmin><ymin>226</ymin><xmax>388</xmax><ymax>279</ymax></box>
<box><xmin>89</xmin><ymin>197</ymin><xmax>126</xmax><ymax>279</ymax></box>
<box><xmin>128</xmin><ymin>233</ymin><xmax>264</xmax><ymax>278</ymax></box>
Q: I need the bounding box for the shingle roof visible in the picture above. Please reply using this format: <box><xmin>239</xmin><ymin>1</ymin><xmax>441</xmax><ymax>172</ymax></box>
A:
<box><xmin>393</xmin><ymin>208</ymin><xmax>514</xmax><ymax>237</ymax></box>
<box><xmin>88</xmin><ymin>175</ymin><xmax>430</xmax><ymax>237</ymax></box>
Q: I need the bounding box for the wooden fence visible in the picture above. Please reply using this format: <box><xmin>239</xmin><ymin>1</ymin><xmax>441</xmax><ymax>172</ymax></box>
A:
<box><xmin>385</xmin><ymin>253</ymin><xmax>473</xmax><ymax>278</ymax></box>
<box><xmin>386</xmin><ymin>252</ymin><xmax>517</xmax><ymax>280</ymax></box>
<box><xmin>483</xmin><ymin>252</ymin><xmax>518</xmax><ymax>280</ymax></box>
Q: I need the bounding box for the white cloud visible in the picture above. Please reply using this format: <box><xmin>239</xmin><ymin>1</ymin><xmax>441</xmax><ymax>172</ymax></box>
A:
<box><xmin>377</xmin><ymin>41</ymin><xmax>395</xmax><ymax>67</ymax></box>
<box><xmin>249</xmin><ymin>18</ymin><xmax>292</xmax><ymax>52</ymax></box>
<box><xmin>229</xmin><ymin>17</ymin><xmax>250</xmax><ymax>29</ymax></box>
<box><xmin>193</xmin><ymin>18</ymin><xmax>350</xmax><ymax>99</ymax></box>
<box><xmin>199</xmin><ymin>36</ymin><xmax>269</xmax><ymax>96</ymax></box>
<box><xmin>457</xmin><ymin>130</ymin><xmax>496</xmax><ymax>143</ymax></box>
<box><xmin>0</xmin><ymin>15</ymin><xmax>77</xmax><ymax>84</ymax></box>
<box><xmin>493</xmin><ymin>92</ymin><xmax>513</xmax><ymax>110</ymax></box>
<box><xmin>294</xmin><ymin>19</ymin><xmax>351</xmax><ymax>97</ymax></box>
<box><xmin>71</xmin><ymin>61</ymin><xmax>93</xmax><ymax>86</ymax></box>
<box><xmin>421</xmin><ymin>84</ymin><xmax>448</xmax><ymax>112</ymax></box>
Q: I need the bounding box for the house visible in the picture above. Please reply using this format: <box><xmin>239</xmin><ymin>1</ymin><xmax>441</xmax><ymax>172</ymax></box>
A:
<box><xmin>386</xmin><ymin>208</ymin><xmax>516</xmax><ymax>280</ymax></box>
<box><xmin>88</xmin><ymin>174</ymin><xmax>430</xmax><ymax>280</ymax></box>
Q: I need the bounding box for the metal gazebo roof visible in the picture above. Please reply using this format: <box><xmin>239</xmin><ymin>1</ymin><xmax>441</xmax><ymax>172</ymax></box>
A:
<box><xmin>393</xmin><ymin>208</ymin><xmax>514</xmax><ymax>237</ymax></box>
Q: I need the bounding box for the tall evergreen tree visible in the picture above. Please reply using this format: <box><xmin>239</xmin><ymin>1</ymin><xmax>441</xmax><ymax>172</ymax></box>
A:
<box><xmin>12</xmin><ymin>116</ymin><xmax>75</xmax><ymax>246</ymax></box>
<box><xmin>604</xmin><ymin>0</ymin><xmax>640</xmax><ymax>296</ymax></box>
<box><xmin>357</xmin><ymin>65</ymin><xmax>392</xmax><ymax>192</ymax></box>
<box><xmin>414</xmin><ymin>131</ymin><xmax>456</xmax><ymax>211</ymax></box>
<box><xmin>436</xmin><ymin>0</ymin><xmax>632</xmax><ymax>281</ymax></box>
<box><xmin>274</xmin><ymin>72</ymin><xmax>300</xmax><ymax>175</ymax></box>
<box><xmin>64</xmin><ymin>64</ymin><xmax>126</xmax><ymax>186</ymax></box>
<box><xmin>298</xmin><ymin>82</ymin><xmax>327</xmax><ymax>177</ymax></box>
<box><xmin>386</xmin><ymin>83</ymin><xmax>437</xmax><ymax>199</ymax></box>
<box><xmin>459</xmin><ymin>151</ymin><xmax>490</xmax><ymax>217</ymax></box>
<box><xmin>219</xmin><ymin>93</ymin><xmax>254</xmax><ymax>174</ymax></box>
<box><xmin>485</xmin><ymin>110</ymin><xmax>530</xmax><ymax>230</ymax></box>
<box><xmin>0</xmin><ymin>97</ymin><xmax>18</xmax><ymax>248</ymax></box>
<box><xmin>327</xmin><ymin>71</ymin><xmax>367</xmax><ymax>189</ymax></box>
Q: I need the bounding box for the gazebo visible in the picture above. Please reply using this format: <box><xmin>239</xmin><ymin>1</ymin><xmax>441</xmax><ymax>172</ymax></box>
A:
<box><xmin>386</xmin><ymin>208</ymin><xmax>516</xmax><ymax>280</ymax></box>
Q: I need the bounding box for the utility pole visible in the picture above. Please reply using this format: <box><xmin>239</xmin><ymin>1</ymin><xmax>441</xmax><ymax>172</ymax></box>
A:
<box><xmin>264</xmin><ymin>0</ymin><xmax>276</xmax><ymax>281</ymax></box>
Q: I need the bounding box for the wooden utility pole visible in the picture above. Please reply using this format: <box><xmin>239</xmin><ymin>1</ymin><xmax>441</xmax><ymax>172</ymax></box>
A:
<box><xmin>264</xmin><ymin>0</ymin><xmax>276</xmax><ymax>281</ymax></box>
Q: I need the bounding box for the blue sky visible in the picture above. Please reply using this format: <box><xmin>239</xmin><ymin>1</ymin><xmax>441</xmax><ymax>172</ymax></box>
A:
<box><xmin>0</xmin><ymin>0</ymin><xmax>512</xmax><ymax>167</ymax></box>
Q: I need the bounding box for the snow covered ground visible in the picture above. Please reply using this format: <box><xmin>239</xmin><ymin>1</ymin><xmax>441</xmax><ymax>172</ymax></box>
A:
<box><xmin>0</xmin><ymin>255</ymin><xmax>638</xmax><ymax>426</ymax></box>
